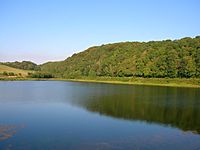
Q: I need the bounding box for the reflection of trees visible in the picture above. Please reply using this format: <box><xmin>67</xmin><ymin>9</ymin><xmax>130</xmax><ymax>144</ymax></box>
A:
<box><xmin>71</xmin><ymin>85</ymin><xmax>200</xmax><ymax>134</ymax></box>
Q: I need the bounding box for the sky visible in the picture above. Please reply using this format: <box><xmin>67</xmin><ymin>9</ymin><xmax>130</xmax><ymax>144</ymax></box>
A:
<box><xmin>0</xmin><ymin>0</ymin><xmax>200</xmax><ymax>64</ymax></box>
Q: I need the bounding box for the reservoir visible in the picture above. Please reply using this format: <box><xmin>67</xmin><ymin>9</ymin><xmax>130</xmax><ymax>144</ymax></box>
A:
<box><xmin>0</xmin><ymin>81</ymin><xmax>199</xmax><ymax>150</ymax></box>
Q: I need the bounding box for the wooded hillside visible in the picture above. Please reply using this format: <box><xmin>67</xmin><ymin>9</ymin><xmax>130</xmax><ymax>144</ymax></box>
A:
<box><xmin>41</xmin><ymin>36</ymin><xmax>200</xmax><ymax>78</ymax></box>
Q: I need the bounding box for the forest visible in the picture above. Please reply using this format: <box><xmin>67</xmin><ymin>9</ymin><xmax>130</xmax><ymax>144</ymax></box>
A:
<box><xmin>40</xmin><ymin>36</ymin><xmax>200</xmax><ymax>79</ymax></box>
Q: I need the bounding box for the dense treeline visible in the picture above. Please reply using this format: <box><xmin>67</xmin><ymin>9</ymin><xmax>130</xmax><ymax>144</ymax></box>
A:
<box><xmin>28</xmin><ymin>72</ymin><xmax>54</xmax><ymax>78</ymax></box>
<box><xmin>1</xmin><ymin>61</ymin><xmax>41</xmax><ymax>71</ymax></box>
<box><xmin>41</xmin><ymin>36</ymin><xmax>200</xmax><ymax>78</ymax></box>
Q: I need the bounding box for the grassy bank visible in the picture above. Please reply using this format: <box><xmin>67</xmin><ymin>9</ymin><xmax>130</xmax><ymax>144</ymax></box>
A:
<box><xmin>0</xmin><ymin>76</ymin><xmax>200</xmax><ymax>88</ymax></box>
<box><xmin>0</xmin><ymin>77</ymin><xmax>52</xmax><ymax>81</ymax></box>
<box><xmin>60</xmin><ymin>77</ymin><xmax>200</xmax><ymax>88</ymax></box>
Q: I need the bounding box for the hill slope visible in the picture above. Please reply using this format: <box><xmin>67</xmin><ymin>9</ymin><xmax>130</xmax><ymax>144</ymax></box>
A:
<box><xmin>1</xmin><ymin>61</ymin><xmax>40</xmax><ymax>71</ymax></box>
<box><xmin>0</xmin><ymin>64</ymin><xmax>33</xmax><ymax>77</ymax></box>
<box><xmin>41</xmin><ymin>36</ymin><xmax>200</xmax><ymax>78</ymax></box>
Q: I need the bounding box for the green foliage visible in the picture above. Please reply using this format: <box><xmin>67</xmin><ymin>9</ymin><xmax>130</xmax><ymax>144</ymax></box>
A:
<box><xmin>194</xmin><ymin>47</ymin><xmax>200</xmax><ymax>77</ymax></box>
<box><xmin>1</xmin><ymin>61</ymin><xmax>41</xmax><ymax>71</ymax></box>
<box><xmin>40</xmin><ymin>36</ymin><xmax>200</xmax><ymax>78</ymax></box>
<box><xmin>2</xmin><ymin>71</ymin><xmax>8</xmax><ymax>76</ymax></box>
<box><xmin>28</xmin><ymin>72</ymin><xmax>54</xmax><ymax>78</ymax></box>
<box><xmin>1</xmin><ymin>71</ymin><xmax>16</xmax><ymax>76</ymax></box>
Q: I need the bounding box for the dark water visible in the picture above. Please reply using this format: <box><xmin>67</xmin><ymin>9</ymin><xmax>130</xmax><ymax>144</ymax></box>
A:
<box><xmin>0</xmin><ymin>81</ymin><xmax>200</xmax><ymax>150</ymax></box>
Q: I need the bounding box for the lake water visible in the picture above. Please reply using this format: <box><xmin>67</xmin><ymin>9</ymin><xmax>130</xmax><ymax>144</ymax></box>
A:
<box><xmin>0</xmin><ymin>81</ymin><xmax>200</xmax><ymax>150</ymax></box>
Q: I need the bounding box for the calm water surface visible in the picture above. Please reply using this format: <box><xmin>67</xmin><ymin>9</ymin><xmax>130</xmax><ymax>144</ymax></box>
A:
<box><xmin>0</xmin><ymin>81</ymin><xmax>200</xmax><ymax>150</ymax></box>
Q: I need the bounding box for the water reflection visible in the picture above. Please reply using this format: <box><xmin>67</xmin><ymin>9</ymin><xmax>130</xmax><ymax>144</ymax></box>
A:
<box><xmin>0</xmin><ymin>81</ymin><xmax>200</xmax><ymax>150</ymax></box>
<box><xmin>0</xmin><ymin>81</ymin><xmax>199</xmax><ymax>134</ymax></box>
<box><xmin>66</xmin><ymin>83</ymin><xmax>200</xmax><ymax>134</ymax></box>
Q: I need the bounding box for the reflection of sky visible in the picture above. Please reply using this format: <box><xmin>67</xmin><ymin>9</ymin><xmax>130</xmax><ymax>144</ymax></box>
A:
<box><xmin>0</xmin><ymin>81</ymin><xmax>200</xmax><ymax>149</ymax></box>
<box><xmin>0</xmin><ymin>102</ymin><xmax>200</xmax><ymax>150</ymax></box>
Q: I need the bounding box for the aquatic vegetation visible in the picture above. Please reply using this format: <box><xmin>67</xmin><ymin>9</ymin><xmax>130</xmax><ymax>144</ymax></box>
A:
<box><xmin>0</xmin><ymin>124</ymin><xmax>25</xmax><ymax>141</ymax></box>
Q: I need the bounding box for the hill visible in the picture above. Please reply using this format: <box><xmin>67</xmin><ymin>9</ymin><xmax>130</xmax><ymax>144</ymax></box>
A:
<box><xmin>41</xmin><ymin>36</ymin><xmax>200</xmax><ymax>79</ymax></box>
<box><xmin>1</xmin><ymin>61</ymin><xmax>41</xmax><ymax>71</ymax></box>
<box><xmin>0</xmin><ymin>64</ymin><xmax>33</xmax><ymax>77</ymax></box>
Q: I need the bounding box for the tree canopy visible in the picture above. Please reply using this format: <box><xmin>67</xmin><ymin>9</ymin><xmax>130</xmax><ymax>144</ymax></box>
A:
<box><xmin>41</xmin><ymin>36</ymin><xmax>200</xmax><ymax>78</ymax></box>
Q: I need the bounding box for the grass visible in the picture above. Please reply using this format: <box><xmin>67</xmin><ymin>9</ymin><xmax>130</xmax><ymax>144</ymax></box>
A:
<box><xmin>0</xmin><ymin>75</ymin><xmax>200</xmax><ymax>88</ymax></box>
<box><xmin>51</xmin><ymin>77</ymin><xmax>200</xmax><ymax>88</ymax></box>
<box><xmin>0</xmin><ymin>64</ymin><xmax>34</xmax><ymax>77</ymax></box>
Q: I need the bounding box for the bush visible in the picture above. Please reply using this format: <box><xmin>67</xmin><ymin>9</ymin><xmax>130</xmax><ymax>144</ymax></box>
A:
<box><xmin>28</xmin><ymin>72</ymin><xmax>54</xmax><ymax>78</ymax></box>
<box><xmin>1</xmin><ymin>72</ymin><xmax>16</xmax><ymax>76</ymax></box>
<box><xmin>3</xmin><ymin>71</ymin><xmax>8</xmax><ymax>76</ymax></box>
<box><xmin>8</xmin><ymin>72</ymin><xmax>15</xmax><ymax>76</ymax></box>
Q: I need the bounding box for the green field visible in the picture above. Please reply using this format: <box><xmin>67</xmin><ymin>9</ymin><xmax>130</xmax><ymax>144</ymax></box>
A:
<box><xmin>0</xmin><ymin>64</ymin><xmax>34</xmax><ymax>77</ymax></box>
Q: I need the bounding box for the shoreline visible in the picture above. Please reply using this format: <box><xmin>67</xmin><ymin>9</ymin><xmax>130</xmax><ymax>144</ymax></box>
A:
<box><xmin>0</xmin><ymin>77</ymin><xmax>200</xmax><ymax>88</ymax></box>
<box><xmin>57</xmin><ymin>78</ymin><xmax>200</xmax><ymax>88</ymax></box>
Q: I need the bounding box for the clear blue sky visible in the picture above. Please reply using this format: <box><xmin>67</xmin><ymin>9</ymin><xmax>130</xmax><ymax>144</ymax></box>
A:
<box><xmin>0</xmin><ymin>0</ymin><xmax>199</xmax><ymax>64</ymax></box>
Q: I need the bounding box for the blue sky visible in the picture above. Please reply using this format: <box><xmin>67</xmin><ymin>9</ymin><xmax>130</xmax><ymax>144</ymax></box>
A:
<box><xmin>0</xmin><ymin>0</ymin><xmax>199</xmax><ymax>64</ymax></box>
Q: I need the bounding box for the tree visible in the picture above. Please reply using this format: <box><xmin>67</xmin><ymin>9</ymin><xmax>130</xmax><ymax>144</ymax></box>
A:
<box><xmin>195</xmin><ymin>48</ymin><xmax>200</xmax><ymax>77</ymax></box>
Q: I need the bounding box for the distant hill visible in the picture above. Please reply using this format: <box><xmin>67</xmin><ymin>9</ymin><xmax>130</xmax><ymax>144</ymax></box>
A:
<box><xmin>41</xmin><ymin>36</ymin><xmax>200</xmax><ymax>78</ymax></box>
<box><xmin>0</xmin><ymin>64</ymin><xmax>33</xmax><ymax>77</ymax></box>
<box><xmin>1</xmin><ymin>61</ymin><xmax>41</xmax><ymax>71</ymax></box>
